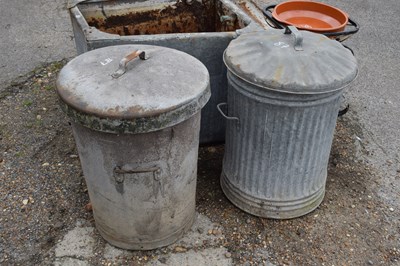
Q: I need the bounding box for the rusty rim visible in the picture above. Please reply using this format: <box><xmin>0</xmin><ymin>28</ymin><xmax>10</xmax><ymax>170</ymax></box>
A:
<box><xmin>272</xmin><ymin>0</ymin><xmax>348</xmax><ymax>33</ymax></box>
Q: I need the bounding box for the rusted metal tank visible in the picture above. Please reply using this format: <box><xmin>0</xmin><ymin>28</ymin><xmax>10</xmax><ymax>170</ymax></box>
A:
<box><xmin>56</xmin><ymin>44</ymin><xmax>210</xmax><ymax>249</ymax></box>
<box><xmin>220</xmin><ymin>27</ymin><xmax>358</xmax><ymax>219</ymax></box>
<box><xmin>67</xmin><ymin>0</ymin><xmax>259</xmax><ymax>144</ymax></box>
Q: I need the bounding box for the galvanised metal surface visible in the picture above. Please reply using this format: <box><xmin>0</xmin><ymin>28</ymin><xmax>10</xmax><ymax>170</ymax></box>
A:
<box><xmin>221</xmin><ymin>29</ymin><xmax>358</xmax><ymax>219</ymax></box>
<box><xmin>56</xmin><ymin>44</ymin><xmax>210</xmax><ymax>249</ymax></box>
<box><xmin>57</xmin><ymin>45</ymin><xmax>210</xmax><ymax>134</ymax></box>
<box><xmin>67</xmin><ymin>0</ymin><xmax>260</xmax><ymax>143</ymax></box>
<box><xmin>71</xmin><ymin>114</ymin><xmax>200</xmax><ymax>250</ymax></box>
<box><xmin>224</xmin><ymin>29</ymin><xmax>358</xmax><ymax>94</ymax></box>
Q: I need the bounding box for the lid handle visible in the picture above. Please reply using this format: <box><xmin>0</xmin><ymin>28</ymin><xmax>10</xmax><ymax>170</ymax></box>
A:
<box><xmin>284</xmin><ymin>26</ymin><xmax>303</xmax><ymax>51</ymax></box>
<box><xmin>112</xmin><ymin>50</ymin><xmax>148</xmax><ymax>79</ymax></box>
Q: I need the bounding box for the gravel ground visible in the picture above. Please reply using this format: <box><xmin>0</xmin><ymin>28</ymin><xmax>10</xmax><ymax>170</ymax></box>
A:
<box><xmin>0</xmin><ymin>62</ymin><xmax>399</xmax><ymax>265</ymax></box>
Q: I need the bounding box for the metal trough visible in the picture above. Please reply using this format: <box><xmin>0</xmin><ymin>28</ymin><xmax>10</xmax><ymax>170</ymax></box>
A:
<box><xmin>68</xmin><ymin>0</ymin><xmax>260</xmax><ymax>144</ymax></box>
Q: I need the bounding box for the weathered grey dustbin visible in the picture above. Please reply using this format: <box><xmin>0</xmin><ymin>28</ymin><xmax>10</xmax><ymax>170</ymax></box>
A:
<box><xmin>220</xmin><ymin>28</ymin><xmax>358</xmax><ymax>219</ymax></box>
<box><xmin>56</xmin><ymin>44</ymin><xmax>210</xmax><ymax>249</ymax></box>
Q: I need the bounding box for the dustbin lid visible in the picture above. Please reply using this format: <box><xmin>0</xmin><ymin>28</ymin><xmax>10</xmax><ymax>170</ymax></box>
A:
<box><xmin>223</xmin><ymin>28</ymin><xmax>358</xmax><ymax>94</ymax></box>
<box><xmin>57</xmin><ymin>45</ymin><xmax>210</xmax><ymax>134</ymax></box>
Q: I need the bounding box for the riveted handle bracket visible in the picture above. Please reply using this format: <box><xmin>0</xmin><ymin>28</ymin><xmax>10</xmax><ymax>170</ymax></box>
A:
<box><xmin>112</xmin><ymin>50</ymin><xmax>148</xmax><ymax>79</ymax></box>
<box><xmin>284</xmin><ymin>26</ymin><xmax>303</xmax><ymax>51</ymax></box>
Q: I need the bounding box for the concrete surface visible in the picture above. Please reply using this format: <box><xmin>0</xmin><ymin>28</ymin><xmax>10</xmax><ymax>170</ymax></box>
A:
<box><xmin>54</xmin><ymin>258</ymin><xmax>90</xmax><ymax>266</ymax></box>
<box><xmin>149</xmin><ymin>248</ymin><xmax>232</xmax><ymax>266</ymax></box>
<box><xmin>321</xmin><ymin>0</ymin><xmax>400</xmax><ymax>203</ymax></box>
<box><xmin>0</xmin><ymin>0</ymin><xmax>75</xmax><ymax>89</ymax></box>
<box><xmin>52</xmin><ymin>213</ymin><xmax>233</xmax><ymax>265</ymax></box>
<box><xmin>54</xmin><ymin>224</ymin><xmax>95</xmax><ymax>259</ymax></box>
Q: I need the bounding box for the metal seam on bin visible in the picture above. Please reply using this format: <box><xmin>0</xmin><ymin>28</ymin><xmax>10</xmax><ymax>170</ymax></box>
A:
<box><xmin>58</xmin><ymin>87</ymin><xmax>210</xmax><ymax>134</ymax></box>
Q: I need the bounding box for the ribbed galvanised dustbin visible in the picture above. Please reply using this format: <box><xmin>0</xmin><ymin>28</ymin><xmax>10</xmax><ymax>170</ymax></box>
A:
<box><xmin>220</xmin><ymin>28</ymin><xmax>358</xmax><ymax>219</ymax></box>
<box><xmin>56</xmin><ymin>45</ymin><xmax>210</xmax><ymax>249</ymax></box>
<box><xmin>67</xmin><ymin>0</ymin><xmax>257</xmax><ymax>144</ymax></box>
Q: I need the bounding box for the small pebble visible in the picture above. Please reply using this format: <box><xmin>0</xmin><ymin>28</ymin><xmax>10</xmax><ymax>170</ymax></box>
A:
<box><xmin>367</xmin><ymin>260</ymin><xmax>374</xmax><ymax>265</ymax></box>
<box><xmin>351</xmin><ymin>205</ymin><xmax>356</xmax><ymax>208</ymax></box>
<box><xmin>174</xmin><ymin>246</ymin><xmax>187</xmax><ymax>253</ymax></box>
<box><xmin>158</xmin><ymin>257</ymin><xmax>167</xmax><ymax>264</ymax></box>
<box><xmin>22</xmin><ymin>199</ymin><xmax>28</xmax><ymax>205</ymax></box>
<box><xmin>207</xmin><ymin>229</ymin><xmax>213</xmax><ymax>235</ymax></box>
<box><xmin>42</xmin><ymin>162</ymin><xmax>49</xmax><ymax>167</ymax></box>
<box><xmin>389</xmin><ymin>207</ymin><xmax>394</xmax><ymax>212</ymax></box>
<box><xmin>207</xmin><ymin>147</ymin><xmax>217</xmax><ymax>153</ymax></box>
<box><xmin>53</xmin><ymin>222</ymin><xmax>64</xmax><ymax>230</ymax></box>
<box><xmin>85</xmin><ymin>202</ymin><xmax>92</xmax><ymax>212</ymax></box>
<box><xmin>36</xmin><ymin>115</ymin><xmax>42</xmax><ymax>120</ymax></box>
<box><xmin>296</xmin><ymin>228</ymin><xmax>306</xmax><ymax>236</ymax></box>
<box><xmin>225</xmin><ymin>252</ymin><xmax>232</xmax><ymax>258</ymax></box>
<box><xmin>197</xmin><ymin>228</ymin><xmax>204</xmax><ymax>234</ymax></box>
<box><xmin>246</xmin><ymin>219</ymin><xmax>251</xmax><ymax>224</ymax></box>
<box><xmin>69</xmin><ymin>154</ymin><xmax>78</xmax><ymax>159</ymax></box>
<box><xmin>212</xmin><ymin>229</ymin><xmax>221</xmax><ymax>236</ymax></box>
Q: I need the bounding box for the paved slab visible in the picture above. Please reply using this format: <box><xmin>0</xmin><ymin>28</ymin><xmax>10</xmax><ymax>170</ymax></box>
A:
<box><xmin>51</xmin><ymin>212</ymin><xmax>236</xmax><ymax>265</ymax></box>
<box><xmin>54</xmin><ymin>223</ymin><xmax>95</xmax><ymax>259</ymax></box>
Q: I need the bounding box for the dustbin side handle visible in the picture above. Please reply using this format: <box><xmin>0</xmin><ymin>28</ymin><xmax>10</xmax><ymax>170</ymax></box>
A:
<box><xmin>217</xmin><ymin>103</ymin><xmax>240</xmax><ymax>125</ymax></box>
<box><xmin>114</xmin><ymin>165</ymin><xmax>165</xmax><ymax>198</ymax></box>
<box><xmin>113</xmin><ymin>165</ymin><xmax>161</xmax><ymax>183</ymax></box>
<box><xmin>111</xmin><ymin>50</ymin><xmax>148</xmax><ymax>79</ymax></box>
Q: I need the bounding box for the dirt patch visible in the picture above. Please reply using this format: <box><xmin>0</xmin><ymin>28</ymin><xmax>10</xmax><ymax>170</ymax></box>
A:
<box><xmin>0</xmin><ymin>62</ymin><xmax>398</xmax><ymax>265</ymax></box>
<box><xmin>0</xmin><ymin>62</ymin><xmax>91</xmax><ymax>264</ymax></box>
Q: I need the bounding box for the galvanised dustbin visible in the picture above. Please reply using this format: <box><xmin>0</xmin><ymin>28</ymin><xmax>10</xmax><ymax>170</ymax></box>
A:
<box><xmin>56</xmin><ymin>44</ymin><xmax>210</xmax><ymax>249</ymax></box>
<box><xmin>67</xmin><ymin>0</ymin><xmax>258</xmax><ymax>144</ymax></box>
<box><xmin>220</xmin><ymin>27</ymin><xmax>358</xmax><ymax>219</ymax></box>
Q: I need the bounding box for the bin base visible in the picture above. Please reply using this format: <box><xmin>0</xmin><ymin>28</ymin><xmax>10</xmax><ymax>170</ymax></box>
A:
<box><xmin>95</xmin><ymin>210</ymin><xmax>195</xmax><ymax>250</ymax></box>
<box><xmin>220</xmin><ymin>171</ymin><xmax>325</xmax><ymax>219</ymax></box>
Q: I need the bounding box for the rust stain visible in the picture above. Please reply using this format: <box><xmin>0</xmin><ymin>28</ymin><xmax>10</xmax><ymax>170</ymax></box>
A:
<box><xmin>86</xmin><ymin>0</ymin><xmax>241</xmax><ymax>36</ymax></box>
<box><xmin>274</xmin><ymin>65</ymin><xmax>284</xmax><ymax>82</ymax></box>
<box><xmin>237</xmin><ymin>2</ymin><xmax>266</xmax><ymax>29</ymax></box>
